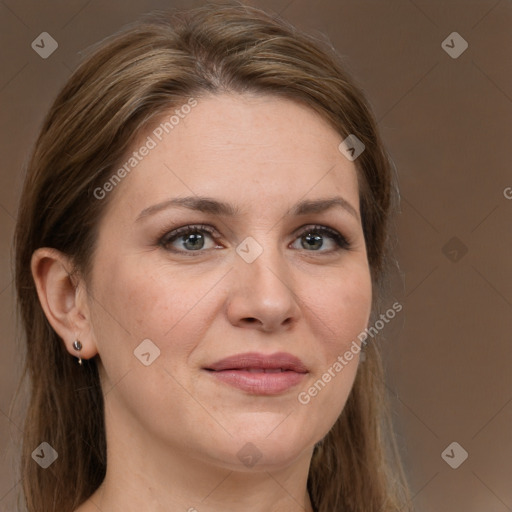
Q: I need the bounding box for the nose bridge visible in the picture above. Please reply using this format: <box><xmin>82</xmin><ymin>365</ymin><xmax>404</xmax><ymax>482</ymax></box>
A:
<box><xmin>236</xmin><ymin>232</ymin><xmax>291</xmax><ymax>291</ymax></box>
<box><xmin>229</xmin><ymin>231</ymin><xmax>299</xmax><ymax>329</ymax></box>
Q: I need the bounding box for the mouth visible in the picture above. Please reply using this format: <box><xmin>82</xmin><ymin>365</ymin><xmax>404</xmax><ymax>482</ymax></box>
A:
<box><xmin>203</xmin><ymin>352</ymin><xmax>308</xmax><ymax>395</ymax></box>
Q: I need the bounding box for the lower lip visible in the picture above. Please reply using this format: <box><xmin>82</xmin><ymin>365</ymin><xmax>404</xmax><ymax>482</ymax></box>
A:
<box><xmin>206</xmin><ymin>369</ymin><xmax>307</xmax><ymax>395</ymax></box>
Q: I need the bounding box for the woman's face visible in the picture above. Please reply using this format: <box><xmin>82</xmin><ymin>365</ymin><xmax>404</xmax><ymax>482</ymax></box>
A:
<box><xmin>85</xmin><ymin>93</ymin><xmax>372</xmax><ymax>471</ymax></box>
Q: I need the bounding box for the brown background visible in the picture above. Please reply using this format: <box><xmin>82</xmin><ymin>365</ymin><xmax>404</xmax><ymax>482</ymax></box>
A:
<box><xmin>1</xmin><ymin>0</ymin><xmax>511</xmax><ymax>511</ymax></box>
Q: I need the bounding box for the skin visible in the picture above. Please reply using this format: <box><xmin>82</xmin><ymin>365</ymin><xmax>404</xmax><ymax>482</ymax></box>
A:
<box><xmin>32</xmin><ymin>93</ymin><xmax>372</xmax><ymax>512</ymax></box>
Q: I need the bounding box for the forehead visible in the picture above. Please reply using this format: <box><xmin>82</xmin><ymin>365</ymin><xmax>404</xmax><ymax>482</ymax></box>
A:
<box><xmin>103</xmin><ymin>93</ymin><xmax>360</xmax><ymax>221</ymax></box>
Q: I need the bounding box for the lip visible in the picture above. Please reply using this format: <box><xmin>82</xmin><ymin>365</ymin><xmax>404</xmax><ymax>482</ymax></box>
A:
<box><xmin>203</xmin><ymin>352</ymin><xmax>309</xmax><ymax>395</ymax></box>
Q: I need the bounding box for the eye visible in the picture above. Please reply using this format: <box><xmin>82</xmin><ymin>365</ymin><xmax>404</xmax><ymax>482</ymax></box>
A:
<box><xmin>290</xmin><ymin>225</ymin><xmax>351</xmax><ymax>253</ymax></box>
<box><xmin>159</xmin><ymin>224</ymin><xmax>351</xmax><ymax>255</ymax></box>
<box><xmin>159</xmin><ymin>224</ymin><xmax>220</xmax><ymax>254</ymax></box>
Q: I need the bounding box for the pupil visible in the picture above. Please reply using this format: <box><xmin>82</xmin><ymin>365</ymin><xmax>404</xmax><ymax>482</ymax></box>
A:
<box><xmin>184</xmin><ymin>232</ymin><xmax>204</xmax><ymax>250</ymax></box>
<box><xmin>303</xmin><ymin>233</ymin><xmax>322</xmax><ymax>250</ymax></box>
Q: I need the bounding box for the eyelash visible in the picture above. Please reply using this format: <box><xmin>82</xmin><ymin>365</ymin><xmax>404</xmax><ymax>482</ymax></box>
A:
<box><xmin>158</xmin><ymin>223</ymin><xmax>351</xmax><ymax>256</ymax></box>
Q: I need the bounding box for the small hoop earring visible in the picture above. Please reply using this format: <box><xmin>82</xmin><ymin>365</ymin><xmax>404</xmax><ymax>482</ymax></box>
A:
<box><xmin>73</xmin><ymin>340</ymin><xmax>83</xmax><ymax>365</ymax></box>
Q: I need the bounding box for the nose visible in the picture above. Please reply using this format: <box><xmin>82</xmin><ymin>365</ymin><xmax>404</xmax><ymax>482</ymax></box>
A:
<box><xmin>225</xmin><ymin>242</ymin><xmax>301</xmax><ymax>333</ymax></box>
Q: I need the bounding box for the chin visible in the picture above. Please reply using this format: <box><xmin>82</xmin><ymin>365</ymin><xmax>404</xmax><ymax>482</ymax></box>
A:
<box><xmin>206</xmin><ymin>419</ymin><xmax>317</xmax><ymax>472</ymax></box>
<box><xmin>211</xmin><ymin>441</ymin><xmax>313</xmax><ymax>473</ymax></box>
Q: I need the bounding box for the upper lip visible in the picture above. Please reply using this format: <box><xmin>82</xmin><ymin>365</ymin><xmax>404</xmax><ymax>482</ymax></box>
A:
<box><xmin>204</xmin><ymin>352</ymin><xmax>309</xmax><ymax>373</ymax></box>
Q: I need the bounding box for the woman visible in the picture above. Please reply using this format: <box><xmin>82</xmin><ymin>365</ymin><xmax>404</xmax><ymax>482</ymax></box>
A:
<box><xmin>15</xmin><ymin>3</ymin><xmax>411</xmax><ymax>511</ymax></box>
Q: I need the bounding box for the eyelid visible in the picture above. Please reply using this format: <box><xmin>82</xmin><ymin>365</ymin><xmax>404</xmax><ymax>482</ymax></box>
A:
<box><xmin>160</xmin><ymin>223</ymin><xmax>218</xmax><ymax>238</ymax></box>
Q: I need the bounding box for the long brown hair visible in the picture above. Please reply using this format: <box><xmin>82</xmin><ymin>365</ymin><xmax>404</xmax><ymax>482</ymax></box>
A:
<box><xmin>15</xmin><ymin>2</ymin><xmax>411</xmax><ymax>511</ymax></box>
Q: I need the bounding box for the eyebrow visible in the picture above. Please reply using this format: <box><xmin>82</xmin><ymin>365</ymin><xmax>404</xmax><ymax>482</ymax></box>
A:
<box><xmin>136</xmin><ymin>195</ymin><xmax>359</xmax><ymax>222</ymax></box>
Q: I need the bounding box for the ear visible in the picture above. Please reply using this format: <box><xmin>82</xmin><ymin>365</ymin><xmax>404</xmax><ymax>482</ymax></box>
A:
<box><xmin>31</xmin><ymin>247</ymin><xmax>98</xmax><ymax>362</ymax></box>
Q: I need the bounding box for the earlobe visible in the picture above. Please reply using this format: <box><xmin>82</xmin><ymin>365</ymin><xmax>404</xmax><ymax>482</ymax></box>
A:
<box><xmin>31</xmin><ymin>247</ymin><xmax>98</xmax><ymax>362</ymax></box>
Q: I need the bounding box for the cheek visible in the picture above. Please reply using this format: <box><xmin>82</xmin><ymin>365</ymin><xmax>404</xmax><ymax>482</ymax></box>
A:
<box><xmin>296</xmin><ymin>259</ymin><xmax>372</xmax><ymax>420</ymax></box>
<box><xmin>304</xmin><ymin>258</ymin><xmax>372</xmax><ymax>355</ymax></box>
<box><xmin>87</xmin><ymin>256</ymin><xmax>227</xmax><ymax>440</ymax></box>
<box><xmin>87</xmin><ymin>254</ymin><xmax>219</xmax><ymax>377</ymax></box>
